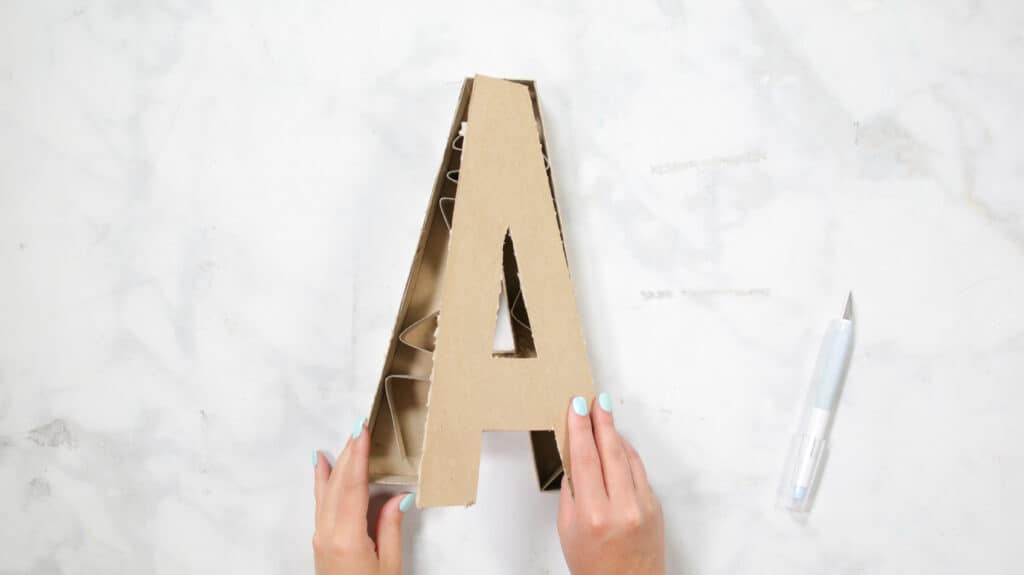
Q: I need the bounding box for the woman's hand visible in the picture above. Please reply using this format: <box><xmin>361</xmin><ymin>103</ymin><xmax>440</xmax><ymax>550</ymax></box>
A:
<box><xmin>313</xmin><ymin>419</ymin><xmax>414</xmax><ymax>575</ymax></box>
<box><xmin>558</xmin><ymin>393</ymin><xmax>665</xmax><ymax>575</ymax></box>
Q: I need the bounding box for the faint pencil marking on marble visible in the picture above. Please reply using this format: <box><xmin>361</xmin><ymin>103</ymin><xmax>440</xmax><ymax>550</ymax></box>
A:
<box><xmin>28</xmin><ymin>477</ymin><xmax>52</xmax><ymax>498</ymax></box>
<box><xmin>27</xmin><ymin>419</ymin><xmax>76</xmax><ymax>448</ymax></box>
<box><xmin>64</xmin><ymin>6</ymin><xmax>87</xmax><ymax>21</ymax></box>
<box><xmin>650</xmin><ymin>151</ymin><xmax>766</xmax><ymax>175</ymax></box>
<box><xmin>640</xmin><ymin>289</ymin><xmax>675</xmax><ymax>301</ymax></box>
<box><xmin>853</xmin><ymin>116</ymin><xmax>929</xmax><ymax>179</ymax></box>
<box><xmin>641</xmin><ymin>288</ymin><xmax>771</xmax><ymax>301</ymax></box>
<box><xmin>680</xmin><ymin>288</ymin><xmax>771</xmax><ymax>297</ymax></box>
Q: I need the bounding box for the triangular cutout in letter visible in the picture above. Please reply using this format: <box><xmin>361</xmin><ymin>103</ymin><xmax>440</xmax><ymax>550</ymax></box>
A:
<box><xmin>493</xmin><ymin>229</ymin><xmax>536</xmax><ymax>358</ymax></box>
<box><xmin>493</xmin><ymin>280</ymin><xmax>516</xmax><ymax>355</ymax></box>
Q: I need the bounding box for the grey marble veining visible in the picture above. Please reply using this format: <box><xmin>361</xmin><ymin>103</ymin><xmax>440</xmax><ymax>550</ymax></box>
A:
<box><xmin>2</xmin><ymin>1</ymin><xmax>1023</xmax><ymax>573</ymax></box>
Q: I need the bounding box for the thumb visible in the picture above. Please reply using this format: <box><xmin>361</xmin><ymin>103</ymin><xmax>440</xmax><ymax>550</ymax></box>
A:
<box><xmin>377</xmin><ymin>492</ymin><xmax>414</xmax><ymax>575</ymax></box>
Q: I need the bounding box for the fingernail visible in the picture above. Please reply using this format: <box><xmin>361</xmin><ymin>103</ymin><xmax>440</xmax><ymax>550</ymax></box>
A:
<box><xmin>598</xmin><ymin>392</ymin><xmax>613</xmax><ymax>413</ymax></box>
<box><xmin>312</xmin><ymin>450</ymin><xmax>318</xmax><ymax>466</ymax></box>
<box><xmin>352</xmin><ymin>418</ymin><xmax>366</xmax><ymax>440</ymax></box>
<box><xmin>572</xmin><ymin>396</ymin><xmax>589</xmax><ymax>416</ymax></box>
<box><xmin>399</xmin><ymin>493</ymin><xmax>415</xmax><ymax>513</ymax></box>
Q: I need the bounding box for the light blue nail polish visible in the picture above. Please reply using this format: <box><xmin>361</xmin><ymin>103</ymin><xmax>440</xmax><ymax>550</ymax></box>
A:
<box><xmin>598</xmin><ymin>392</ymin><xmax>613</xmax><ymax>413</ymax></box>
<box><xmin>572</xmin><ymin>396</ymin><xmax>589</xmax><ymax>416</ymax></box>
<box><xmin>312</xmin><ymin>450</ymin><xmax>318</xmax><ymax>466</ymax></box>
<box><xmin>352</xmin><ymin>418</ymin><xmax>365</xmax><ymax>439</ymax></box>
<box><xmin>399</xmin><ymin>493</ymin><xmax>415</xmax><ymax>513</ymax></box>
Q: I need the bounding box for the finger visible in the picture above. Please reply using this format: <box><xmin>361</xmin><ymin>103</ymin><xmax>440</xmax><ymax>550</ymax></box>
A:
<box><xmin>557</xmin><ymin>474</ymin><xmax>574</xmax><ymax>534</ymax></box>
<box><xmin>313</xmin><ymin>450</ymin><xmax>331</xmax><ymax>524</ymax></box>
<box><xmin>377</xmin><ymin>493</ymin><xmax>414</xmax><ymax>575</ymax></box>
<box><xmin>327</xmin><ymin>421</ymin><xmax>357</xmax><ymax>489</ymax></box>
<box><xmin>589</xmin><ymin>392</ymin><xmax>634</xmax><ymax>500</ymax></box>
<box><xmin>622</xmin><ymin>437</ymin><xmax>652</xmax><ymax>494</ymax></box>
<box><xmin>323</xmin><ymin>428</ymin><xmax>351</xmax><ymax>514</ymax></box>
<box><xmin>567</xmin><ymin>395</ymin><xmax>607</xmax><ymax>505</ymax></box>
<box><xmin>325</xmin><ymin>415</ymin><xmax>370</xmax><ymax>527</ymax></box>
<box><xmin>337</xmin><ymin>415</ymin><xmax>370</xmax><ymax>523</ymax></box>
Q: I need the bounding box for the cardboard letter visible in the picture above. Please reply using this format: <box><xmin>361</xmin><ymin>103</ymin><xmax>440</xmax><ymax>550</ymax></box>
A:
<box><xmin>365</xmin><ymin>76</ymin><xmax>594</xmax><ymax>508</ymax></box>
<box><xmin>417</xmin><ymin>77</ymin><xmax>593</xmax><ymax>507</ymax></box>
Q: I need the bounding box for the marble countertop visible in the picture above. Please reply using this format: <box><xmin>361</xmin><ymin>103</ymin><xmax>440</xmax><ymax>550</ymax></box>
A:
<box><xmin>2</xmin><ymin>1</ymin><xmax>1023</xmax><ymax>573</ymax></box>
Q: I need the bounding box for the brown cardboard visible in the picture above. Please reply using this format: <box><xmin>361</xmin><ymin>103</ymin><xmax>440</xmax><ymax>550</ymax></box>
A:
<box><xmin>367</xmin><ymin>76</ymin><xmax>594</xmax><ymax>508</ymax></box>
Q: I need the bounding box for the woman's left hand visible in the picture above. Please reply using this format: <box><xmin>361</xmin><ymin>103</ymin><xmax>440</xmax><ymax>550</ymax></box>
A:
<box><xmin>313</xmin><ymin>420</ymin><xmax>414</xmax><ymax>575</ymax></box>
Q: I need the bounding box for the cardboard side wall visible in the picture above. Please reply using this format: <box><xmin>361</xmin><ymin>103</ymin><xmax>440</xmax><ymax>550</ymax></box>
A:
<box><xmin>367</xmin><ymin>80</ymin><xmax>474</xmax><ymax>484</ymax></box>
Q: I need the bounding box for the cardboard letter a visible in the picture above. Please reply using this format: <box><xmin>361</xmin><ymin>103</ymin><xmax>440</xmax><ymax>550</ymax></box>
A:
<box><xmin>366</xmin><ymin>76</ymin><xmax>594</xmax><ymax>508</ymax></box>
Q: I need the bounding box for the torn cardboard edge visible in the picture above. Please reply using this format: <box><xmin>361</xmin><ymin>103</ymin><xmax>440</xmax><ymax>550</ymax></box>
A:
<box><xmin>366</xmin><ymin>76</ymin><xmax>594</xmax><ymax>507</ymax></box>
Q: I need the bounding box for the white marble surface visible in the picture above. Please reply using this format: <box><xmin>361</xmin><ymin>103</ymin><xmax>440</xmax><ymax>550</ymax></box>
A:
<box><xmin>2</xmin><ymin>1</ymin><xmax>1024</xmax><ymax>573</ymax></box>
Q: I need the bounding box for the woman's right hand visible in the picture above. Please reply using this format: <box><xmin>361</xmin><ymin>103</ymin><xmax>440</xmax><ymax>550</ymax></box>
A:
<box><xmin>557</xmin><ymin>393</ymin><xmax>665</xmax><ymax>575</ymax></box>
